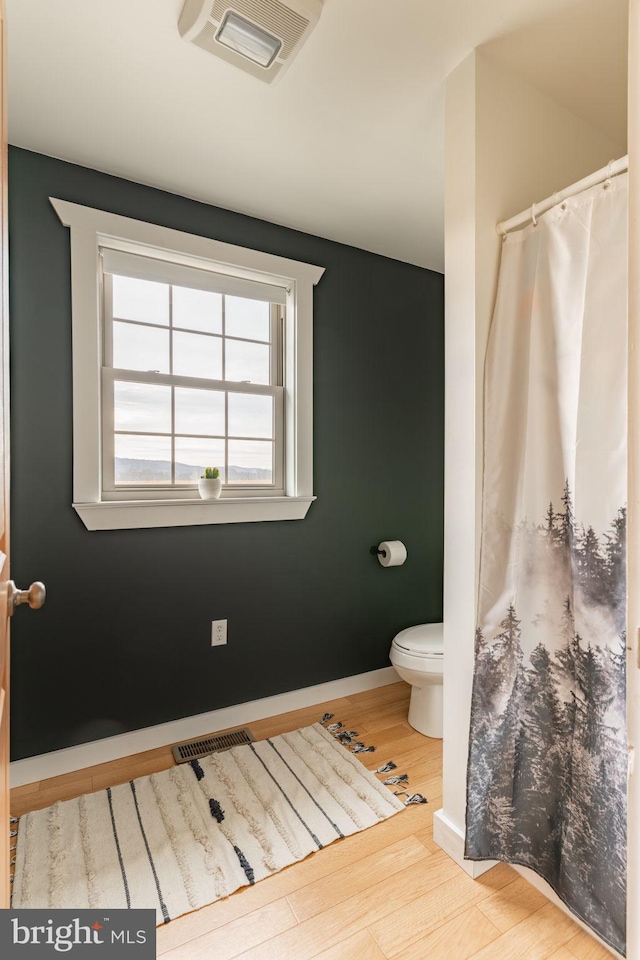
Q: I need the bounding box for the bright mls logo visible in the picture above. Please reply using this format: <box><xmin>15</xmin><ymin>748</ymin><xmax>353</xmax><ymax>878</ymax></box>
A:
<box><xmin>0</xmin><ymin>909</ymin><xmax>156</xmax><ymax>957</ymax></box>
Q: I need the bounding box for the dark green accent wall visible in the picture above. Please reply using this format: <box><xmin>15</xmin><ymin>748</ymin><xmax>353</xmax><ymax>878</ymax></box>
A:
<box><xmin>8</xmin><ymin>147</ymin><xmax>444</xmax><ymax>761</ymax></box>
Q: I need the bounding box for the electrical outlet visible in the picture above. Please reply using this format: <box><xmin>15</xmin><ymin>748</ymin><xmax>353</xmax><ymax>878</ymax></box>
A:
<box><xmin>211</xmin><ymin>619</ymin><xmax>227</xmax><ymax>646</ymax></box>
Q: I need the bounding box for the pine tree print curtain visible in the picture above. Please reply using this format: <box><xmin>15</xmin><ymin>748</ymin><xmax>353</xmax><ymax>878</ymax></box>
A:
<box><xmin>465</xmin><ymin>175</ymin><xmax>628</xmax><ymax>955</ymax></box>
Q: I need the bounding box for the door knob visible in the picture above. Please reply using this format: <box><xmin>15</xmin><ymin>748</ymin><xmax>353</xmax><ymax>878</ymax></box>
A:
<box><xmin>7</xmin><ymin>580</ymin><xmax>46</xmax><ymax>616</ymax></box>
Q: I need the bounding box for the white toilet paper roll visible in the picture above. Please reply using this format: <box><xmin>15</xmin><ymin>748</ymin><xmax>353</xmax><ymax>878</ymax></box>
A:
<box><xmin>378</xmin><ymin>540</ymin><xmax>407</xmax><ymax>567</ymax></box>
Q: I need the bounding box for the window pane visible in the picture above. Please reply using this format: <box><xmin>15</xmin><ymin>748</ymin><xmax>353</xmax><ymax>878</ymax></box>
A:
<box><xmin>226</xmin><ymin>296</ymin><xmax>270</xmax><ymax>342</ymax></box>
<box><xmin>228</xmin><ymin>393</ymin><xmax>272</xmax><ymax>438</ymax></box>
<box><xmin>175</xmin><ymin>438</ymin><xmax>225</xmax><ymax>483</ymax></box>
<box><xmin>175</xmin><ymin>387</ymin><xmax>225</xmax><ymax>436</ymax></box>
<box><xmin>114</xmin><ymin>381</ymin><xmax>171</xmax><ymax>433</ymax></box>
<box><xmin>228</xmin><ymin>440</ymin><xmax>273</xmax><ymax>483</ymax></box>
<box><xmin>115</xmin><ymin>435</ymin><xmax>172</xmax><ymax>483</ymax></box>
<box><xmin>173</xmin><ymin>286</ymin><xmax>222</xmax><ymax>334</ymax></box>
<box><xmin>173</xmin><ymin>331</ymin><xmax>222</xmax><ymax>379</ymax></box>
<box><xmin>113</xmin><ymin>321</ymin><xmax>170</xmax><ymax>373</ymax></box>
<box><xmin>226</xmin><ymin>339</ymin><xmax>270</xmax><ymax>384</ymax></box>
<box><xmin>112</xmin><ymin>275</ymin><xmax>169</xmax><ymax>325</ymax></box>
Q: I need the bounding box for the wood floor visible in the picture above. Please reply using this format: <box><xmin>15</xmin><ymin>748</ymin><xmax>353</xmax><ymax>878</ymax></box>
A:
<box><xmin>10</xmin><ymin>682</ymin><xmax>614</xmax><ymax>960</ymax></box>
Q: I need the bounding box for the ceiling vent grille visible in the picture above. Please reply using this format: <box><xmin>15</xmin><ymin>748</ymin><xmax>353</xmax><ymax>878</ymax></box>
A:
<box><xmin>178</xmin><ymin>0</ymin><xmax>323</xmax><ymax>83</ymax></box>
<box><xmin>211</xmin><ymin>0</ymin><xmax>308</xmax><ymax>58</ymax></box>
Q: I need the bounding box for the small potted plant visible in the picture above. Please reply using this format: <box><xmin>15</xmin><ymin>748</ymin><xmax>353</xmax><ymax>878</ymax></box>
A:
<box><xmin>198</xmin><ymin>466</ymin><xmax>222</xmax><ymax>500</ymax></box>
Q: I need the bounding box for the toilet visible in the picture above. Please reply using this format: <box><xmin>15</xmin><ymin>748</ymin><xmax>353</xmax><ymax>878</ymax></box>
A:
<box><xmin>389</xmin><ymin>622</ymin><xmax>444</xmax><ymax>738</ymax></box>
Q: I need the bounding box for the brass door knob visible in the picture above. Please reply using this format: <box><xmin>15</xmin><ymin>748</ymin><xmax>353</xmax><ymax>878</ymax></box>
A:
<box><xmin>7</xmin><ymin>581</ymin><xmax>46</xmax><ymax>616</ymax></box>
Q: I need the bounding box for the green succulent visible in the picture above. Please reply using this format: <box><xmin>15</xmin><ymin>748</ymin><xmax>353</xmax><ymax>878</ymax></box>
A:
<box><xmin>202</xmin><ymin>466</ymin><xmax>220</xmax><ymax>480</ymax></box>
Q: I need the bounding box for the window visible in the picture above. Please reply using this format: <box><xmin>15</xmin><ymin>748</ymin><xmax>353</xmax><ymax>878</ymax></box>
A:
<box><xmin>102</xmin><ymin>251</ymin><xmax>284</xmax><ymax>498</ymax></box>
<box><xmin>51</xmin><ymin>199</ymin><xmax>324</xmax><ymax>530</ymax></box>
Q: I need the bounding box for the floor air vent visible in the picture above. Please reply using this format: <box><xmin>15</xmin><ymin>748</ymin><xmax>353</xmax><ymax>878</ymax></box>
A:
<box><xmin>172</xmin><ymin>728</ymin><xmax>254</xmax><ymax>764</ymax></box>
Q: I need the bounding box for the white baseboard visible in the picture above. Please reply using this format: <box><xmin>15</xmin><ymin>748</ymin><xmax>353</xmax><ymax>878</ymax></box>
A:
<box><xmin>10</xmin><ymin>666</ymin><xmax>400</xmax><ymax>788</ymax></box>
<box><xmin>433</xmin><ymin>809</ymin><xmax>498</xmax><ymax>878</ymax></box>
<box><xmin>433</xmin><ymin>810</ymin><xmax>622</xmax><ymax>958</ymax></box>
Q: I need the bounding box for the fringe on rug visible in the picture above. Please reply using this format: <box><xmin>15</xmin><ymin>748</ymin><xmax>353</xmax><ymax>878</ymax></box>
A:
<box><xmin>383</xmin><ymin>774</ymin><xmax>408</xmax><ymax>785</ymax></box>
<box><xmin>319</xmin><ymin>716</ymin><xmax>426</xmax><ymax>807</ymax></box>
<box><xmin>375</xmin><ymin>761</ymin><xmax>397</xmax><ymax>774</ymax></box>
<box><xmin>9</xmin><ymin>816</ymin><xmax>19</xmax><ymax>899</ymax></box>
<box><xmin>335</xmin><ymin>731</ymin><xmax>359</xmax><ymax>744</ymax></box>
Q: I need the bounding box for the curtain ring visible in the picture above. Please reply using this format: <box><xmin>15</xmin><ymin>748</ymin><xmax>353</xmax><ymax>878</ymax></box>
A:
<box><xmin>604</xmin><ymin>159</ymin><xmax>615</xmax><ymax>190</ymax></box>
<box><xmin>531</xmin><ymin>203</ymin><xmax>538</xmax><ymax>227</ymax></box>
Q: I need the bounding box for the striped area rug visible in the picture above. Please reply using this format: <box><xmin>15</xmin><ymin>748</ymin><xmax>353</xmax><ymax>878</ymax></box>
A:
<box><xmin>12</xmin><ymin>723</ymin><xmax>405</xmax><ymax>923</ymax></box>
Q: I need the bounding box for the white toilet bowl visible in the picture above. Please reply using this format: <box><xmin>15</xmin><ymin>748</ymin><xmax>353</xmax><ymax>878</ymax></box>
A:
<box><xmin>389</xmin><ymin>623</ymin><xmax>444</xmax><ymax>738</ymax></box>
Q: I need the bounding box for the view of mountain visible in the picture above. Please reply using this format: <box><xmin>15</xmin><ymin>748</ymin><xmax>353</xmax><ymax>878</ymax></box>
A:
<box><xmin>114</xmin><ymin>459</ymin><xmax>272</xmax><ymax>483</ymax></box>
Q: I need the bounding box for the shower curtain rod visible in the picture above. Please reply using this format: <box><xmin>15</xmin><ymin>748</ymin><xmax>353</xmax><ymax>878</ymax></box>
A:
<box><xmin>496</xmin><ymin>154</ymin><xmax>629</xmax><ymax>237</ymax></box>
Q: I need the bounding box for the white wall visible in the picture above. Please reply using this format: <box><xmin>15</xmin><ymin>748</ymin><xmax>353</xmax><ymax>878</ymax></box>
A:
<box><xmin>626</xmin><ymin>3</ymin><xmax>639</xmax><ymax>959</ymax></box>
<box><xmin>439</xmin><ymin>47</ymin><xmax>626</xmax><ymax>847</ymax></box>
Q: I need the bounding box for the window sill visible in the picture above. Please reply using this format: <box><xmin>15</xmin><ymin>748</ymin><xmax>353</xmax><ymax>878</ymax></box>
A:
<box><xmin>73</xmin><ymin>496</ymin><xmax>316</xmax><ymax>531</ymax></box>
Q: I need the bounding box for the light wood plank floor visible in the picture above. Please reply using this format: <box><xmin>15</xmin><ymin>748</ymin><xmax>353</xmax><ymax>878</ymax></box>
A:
<box><xmin>10</xmin><ymin>682</ymin><xmax>614</xmax><ymax>960</ymax></box>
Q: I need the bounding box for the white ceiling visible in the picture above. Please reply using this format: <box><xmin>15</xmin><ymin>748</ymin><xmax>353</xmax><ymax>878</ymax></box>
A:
<box><xmin>5</xmin><ymin>0</ymin><xmax>628</xmax><ymax>272</ymax></box>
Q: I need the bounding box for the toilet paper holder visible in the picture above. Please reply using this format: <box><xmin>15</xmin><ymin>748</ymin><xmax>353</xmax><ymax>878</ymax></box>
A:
<box><xmin>370</xmin><ymin>540</ymin><xmax>408</xmax><ymax>567</ymax></box>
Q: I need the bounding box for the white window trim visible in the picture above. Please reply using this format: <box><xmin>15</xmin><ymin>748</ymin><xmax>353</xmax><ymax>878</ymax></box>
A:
<box><xmin>50</xmin><ymin>198</ymin><xmax>325</xmax><ymax>530</ymax></box>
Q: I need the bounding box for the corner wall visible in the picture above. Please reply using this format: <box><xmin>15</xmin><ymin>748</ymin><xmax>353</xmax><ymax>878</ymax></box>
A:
<box><xmin>440</xmin><ymin>49</ymin><xmax>625</xmax><ymax>843</ymax></box>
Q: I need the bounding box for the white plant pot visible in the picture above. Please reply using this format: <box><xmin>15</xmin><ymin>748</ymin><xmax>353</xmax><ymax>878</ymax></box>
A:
<box><xmin>198</xmin><ymin>478</ymin><xmax>222</xmax><ymax>500</ymax></box>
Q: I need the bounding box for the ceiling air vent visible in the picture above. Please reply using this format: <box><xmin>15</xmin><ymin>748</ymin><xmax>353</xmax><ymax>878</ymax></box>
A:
<box><xmin>178</xmin><ymin>0</ymin><xmax>324</xmax><ymax>83</ymax></box>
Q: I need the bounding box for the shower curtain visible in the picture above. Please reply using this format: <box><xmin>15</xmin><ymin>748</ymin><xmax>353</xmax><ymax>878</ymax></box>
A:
<box><xmin>465</xmin><ymin>174</ymin><xmax>628</xmax><ymax>955</ymax></box>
